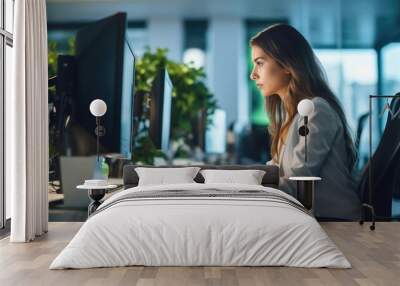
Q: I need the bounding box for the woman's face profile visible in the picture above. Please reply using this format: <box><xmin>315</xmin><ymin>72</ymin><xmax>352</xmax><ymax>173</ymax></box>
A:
<box><xmin>250</xmin><ymin>45</ymin><xmax>291</xmax><ymax>97</ymax></box>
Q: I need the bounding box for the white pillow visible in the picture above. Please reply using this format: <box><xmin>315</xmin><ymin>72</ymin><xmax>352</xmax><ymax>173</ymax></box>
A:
<box><xmin>200</xmin><ymin>169</ymin><xmax>266</xmax><ymax>185</ymax></box>
<box><xmin>135</xmin><ymin>167</ymin><xmax>201</xmax><ymax>186</ymax></box>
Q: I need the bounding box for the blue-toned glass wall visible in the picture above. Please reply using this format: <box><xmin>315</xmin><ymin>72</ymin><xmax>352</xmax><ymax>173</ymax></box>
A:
<box><xmin>314</xmin><ymin>49</ymin><xmax>378</xmax><ymax>170</ymax></box>
<box><xmin>382</xmin><ymin>43</ymin><xmax>400</xmax><ymax>96</ymax></box>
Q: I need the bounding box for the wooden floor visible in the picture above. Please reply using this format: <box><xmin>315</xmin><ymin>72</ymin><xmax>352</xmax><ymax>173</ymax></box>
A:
<box><xmin>0</xmin><ymin>222</ymin><xmax>399</xmax><ymax>286</ymax></box>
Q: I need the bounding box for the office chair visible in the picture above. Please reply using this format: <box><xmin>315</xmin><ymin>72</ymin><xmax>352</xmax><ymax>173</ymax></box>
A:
<box><xmin>359</xmin><ymin>94</ymin><xmax>400</xmax><ymax>230</ymax></box>
<box><xmin>355</xmin><ymin>112</ymin><xmax>369</xmax><ymax>155</ymax></box>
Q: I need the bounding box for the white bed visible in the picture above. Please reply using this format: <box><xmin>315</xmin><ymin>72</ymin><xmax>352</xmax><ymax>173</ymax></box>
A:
<box><xmin>50</xmin><ymin>183</ymin><xmax>350</xmax><ymax>269</ymax></box>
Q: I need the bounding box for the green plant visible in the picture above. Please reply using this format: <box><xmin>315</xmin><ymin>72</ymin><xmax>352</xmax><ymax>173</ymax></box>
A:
<box><xmin>48</xmin><ymin>39</ymin><xmax>75</xmax><ymax>107</ymax></box>
<box><xmin>48</xmin><ymin>38</ymin><xmax>75</xmax><ymax>78</ymax></box>
<box><xmin>133</xmin><ymin>48</ymin><xmax>217</xmax><ymax>163</ymax></box>
<box><xmin>132</xmin><ymin>135</ymin><xmax>167</xmax><ymax>165</ymax></box>
<box><xmin>48</xmin><ymin>39</ymin><xmax>75</xmax><ymax>159</ymax></box>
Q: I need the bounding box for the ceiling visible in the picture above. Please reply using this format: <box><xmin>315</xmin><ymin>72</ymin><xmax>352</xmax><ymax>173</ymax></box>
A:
<box><xmin>46</xmin><ymin>0</ymin><xmax>400</xmax><ymax>47</ymax></box>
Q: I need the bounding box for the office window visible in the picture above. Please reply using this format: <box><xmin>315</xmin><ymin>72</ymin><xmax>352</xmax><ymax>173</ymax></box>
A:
<box><xmin>315</xmin><ymin>49</ymin><xmax>377</xmax><ymax>169</ymax></box>
<box><xmin>382</xmin><ymin>43</ymin><xmax>400</xmax><ymax>96</ymax></box>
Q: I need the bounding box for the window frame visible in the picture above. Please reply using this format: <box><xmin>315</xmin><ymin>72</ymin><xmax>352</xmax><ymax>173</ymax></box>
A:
<box><xmin>1</xmin><ymin>0</ymin><xmax>13</xmax><ymax>231</ymax></box>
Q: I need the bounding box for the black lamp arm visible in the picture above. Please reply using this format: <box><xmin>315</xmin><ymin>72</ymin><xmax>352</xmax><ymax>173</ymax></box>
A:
<box><xmin>298</xmin><ymin>115</ymin><xmax>309</xmax><ymax>163</ymax></box>
<box><xmin>96</xmin><ymin>117</ymin><xmax>100</xmax><ymax>161</ymax></box>
<box><xmin>94</xmin><ymin>117</ymin><xmax>106</xmax><ymax>161</ymax></box>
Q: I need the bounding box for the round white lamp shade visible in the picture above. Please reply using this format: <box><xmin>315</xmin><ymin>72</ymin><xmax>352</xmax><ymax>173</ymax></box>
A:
<box><xmin>90</xmin><ymin>99</ymin><xmax>107</xmax><ymax>117</ymax></box>
<box><xmin>183</xmin><ymin>48</ymin><xmax>206</xmax><ymax>69</ymax></box>
<box><xmin>297</xmin><ymin>99</ymin><xmax>315</xmax><ymax>116</ymax></box>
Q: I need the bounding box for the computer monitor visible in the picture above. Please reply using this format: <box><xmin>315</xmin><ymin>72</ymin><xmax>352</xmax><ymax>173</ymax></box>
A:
<box><xmin>73</xmin><ymin>12</ymin><xmax>135</xmax><ymax>159</ymax></box>
<box><xmin>149</xmin><ymin>68</ymin><xmax>173</xmax><ymax>154</ymax></box>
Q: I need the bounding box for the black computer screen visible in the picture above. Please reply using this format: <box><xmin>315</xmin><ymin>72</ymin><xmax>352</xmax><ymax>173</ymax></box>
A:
<box><xmin>149</xmin><ymin>68</ymin><xmax>173</xmax><ymax>154</ymax></box>
<box><xmin>74</xmin><ymin>12</ymin><xmax>135</xmax><ymax>158</ymax></box>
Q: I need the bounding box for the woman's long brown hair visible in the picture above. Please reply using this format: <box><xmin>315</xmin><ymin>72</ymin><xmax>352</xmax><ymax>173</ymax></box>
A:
<box><xmin>250</xmin><ymin>24</ymin><xmax>357</xmax><ymax>172</ymax></box>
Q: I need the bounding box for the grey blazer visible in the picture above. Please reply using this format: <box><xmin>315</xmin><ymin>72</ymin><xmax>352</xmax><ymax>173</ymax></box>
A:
<box><xmin>267</xmin><ymin>97</ymin><xmax>361</xmax><ymax>220</ymax></box>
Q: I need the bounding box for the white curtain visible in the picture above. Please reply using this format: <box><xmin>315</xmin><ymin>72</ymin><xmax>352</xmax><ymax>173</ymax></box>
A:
<box><xmin>8</xmin><ymin>0</ymin><xmax>48</xmax><ymax>242</ymax></box>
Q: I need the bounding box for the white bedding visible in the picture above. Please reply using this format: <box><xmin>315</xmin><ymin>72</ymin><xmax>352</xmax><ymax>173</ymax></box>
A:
<box><xmin>50</xmin><ymin>183</ymin><xmax>351</xmax><ymax>269</ymax></box>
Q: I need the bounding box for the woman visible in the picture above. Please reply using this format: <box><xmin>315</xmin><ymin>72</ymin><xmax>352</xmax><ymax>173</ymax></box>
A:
<box><xmin>250</xmin><ymin>24</ymin><xmax>361</xmax><ymax>220</ymax></box>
